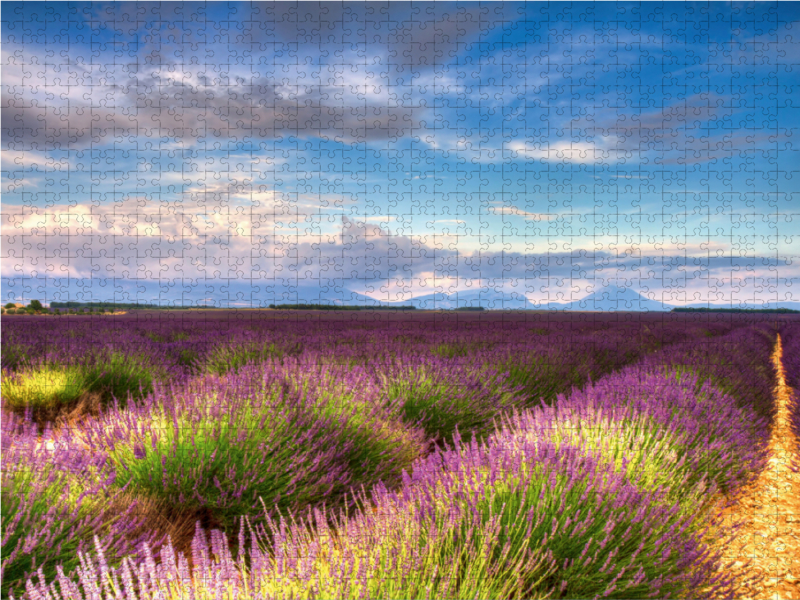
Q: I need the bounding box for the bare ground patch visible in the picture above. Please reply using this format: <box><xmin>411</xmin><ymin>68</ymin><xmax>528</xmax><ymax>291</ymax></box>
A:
<box><xmin>711</xmin><ymin>335</ymin><xmax>800</xmax><ymax>599</ymax></box>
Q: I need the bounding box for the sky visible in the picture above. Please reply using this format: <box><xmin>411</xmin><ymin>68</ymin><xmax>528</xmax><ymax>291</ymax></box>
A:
<box><xmin>2</xmin><ymin>1</ymin><xmax>799</xmax><ymax>308</ymax></box>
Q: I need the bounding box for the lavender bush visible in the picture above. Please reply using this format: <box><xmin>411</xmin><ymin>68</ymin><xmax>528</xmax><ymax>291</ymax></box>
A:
<box><xmin>62</xmin><ymin>361</ymin><xmax>425</xmax><ymax>533</ymax></box>
<box><xmin>0</xmin><ymin>412</ymin><xmax>164</xmax><ymax>599</ymax></box>
<box><xmin>377</xmin><ymin>355</ymin><xmax>523</xmax><ymax>444</ymax></box>
<box><xmin>204</xmin><ymin>339</ymin><xmax>299</xmax><ymax>376</ymax></box>
<box><xmin>494</xmin><ymin>365</ymin><xmax>770</xmax><ymax>506</ymax></box>
<box><xmin>1</xmin><ymin>351</ymin><xmax>158</xmax><ymax>426</ymax></box>
<box><xmin>1</xmin><ymin>365</ymin><xmax>88</xmax><ymax>413</ymax></box>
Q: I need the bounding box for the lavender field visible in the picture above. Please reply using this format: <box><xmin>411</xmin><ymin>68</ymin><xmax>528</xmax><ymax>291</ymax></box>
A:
<box><xmin>1</xmin><ymin>310</ymin><xmax>798</xmax><ymax>599</ymax></box>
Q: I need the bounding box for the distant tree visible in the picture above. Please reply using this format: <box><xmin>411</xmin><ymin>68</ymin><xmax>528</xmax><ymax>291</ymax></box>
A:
<box><xmin>4</xmin><ymin>302</ymin><xmax>15</xmax><ymax>309</ymax></box>
<box><xmin>28</xmin><ymin>300</ymin><xmax>43</xmax><ymax>311</ymax></box>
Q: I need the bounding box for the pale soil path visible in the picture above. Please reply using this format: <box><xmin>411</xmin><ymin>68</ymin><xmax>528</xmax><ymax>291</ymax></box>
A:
<box><xmin>714</xmin><ymin>335</ymin><xmax>800</xmax><ymax>599</ymax></box>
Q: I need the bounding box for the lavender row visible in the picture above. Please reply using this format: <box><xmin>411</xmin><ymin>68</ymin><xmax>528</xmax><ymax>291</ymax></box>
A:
<box><xmin>778</xmin><ymin>323</ymin><xmax>800</xmax><ymax>471</ymax></box>
<box><xmin>0</xmin><ymin>312</ymin><xmax>748</xmax><ymax>431</ymax></box>
<box><xmin>640</xmin><ymin>323</ymin><xmax>779</xmax><ymax>433</ymax></box>
<box><xmin>16</xmin><ymin>429</ymin><xmax>732</xmax><ymax>599</ymax></box>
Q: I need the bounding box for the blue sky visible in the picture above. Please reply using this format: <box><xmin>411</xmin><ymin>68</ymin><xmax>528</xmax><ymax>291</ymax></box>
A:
<box><xmin>2</xmin><ymin>2</ymin><xmax>799</xmax><ymax>307</ymax></box>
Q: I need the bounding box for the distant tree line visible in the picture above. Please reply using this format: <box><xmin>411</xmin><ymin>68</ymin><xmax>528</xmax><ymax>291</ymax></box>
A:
<box><xmin>2</xmin><ymin>300</ymin><xmax>44</xmax><ymax>314</ymax></box>
<box><xmin>671</xmin><ymin>307</ymin><xmax>799</xmax><ymax>314</ymax></box>
<box><xmin>49</xmin><ymin>302</ymin><xmax>221</xmax><ymax>310</ymax></box>
<box><xmin>50</xmin><ymin>301</ymin><xmax>158</xmax><ymax>309</ymax></box>
<box><xmin>3</xmin><ymin>300</ymin><xmax>120</xmax><ymax>315</ymax></box>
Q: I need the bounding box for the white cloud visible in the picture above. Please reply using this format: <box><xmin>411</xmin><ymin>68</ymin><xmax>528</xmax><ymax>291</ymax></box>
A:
<box><xmin>507</xmin><ymin>140</ymin><xmax>622</xmax><ymax>164</ymax></box>
<box><xmin>1</xmin><ymin>150</ymin><xmax>70</xmax><ymax>171</ymax></box>
<box><xmin>487</xmin><ymin>202</ymin><xmax>556</xmax><ymax>221</ymax></box>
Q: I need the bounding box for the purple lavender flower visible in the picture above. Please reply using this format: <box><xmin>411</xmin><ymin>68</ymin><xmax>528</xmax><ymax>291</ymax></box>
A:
<box><xmin>1</xmin><ymin>411</ymin><xmax>164</xmax><ymax>599</ymax></box>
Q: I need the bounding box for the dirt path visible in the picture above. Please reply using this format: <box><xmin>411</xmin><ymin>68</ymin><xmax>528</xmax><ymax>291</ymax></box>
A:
<box><xmin>714</xmin><ymin>334</ymin><xmax>800</xmax><ymax>599</ymax></box>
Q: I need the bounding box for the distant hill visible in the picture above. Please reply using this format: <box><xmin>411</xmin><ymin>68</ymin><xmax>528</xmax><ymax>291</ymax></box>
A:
<box><xmin>466</xmin><ymin>285</ymin><xmax>672</xmax><ymax>312</ymax></box>
<box><xmin>400</xmin><ymin>290</ymin><xmax>535</xmax><ymax>310</ymax></box>
<box><xmin>556</xmin><ymin>285</ymin><xmax>671</xmax><ymax>312</ymax></box>
<box><xmin>374</xmin><ymin>285</ymin><xmax>669</xmax><ymax>311</ymax></box>
<box><xmin>7</xmin><ymin>277</ymin><xmax>800</xmax><ymax>312</ymax></box>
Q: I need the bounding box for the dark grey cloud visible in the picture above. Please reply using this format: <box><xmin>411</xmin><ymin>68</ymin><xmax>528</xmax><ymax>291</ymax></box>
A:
<box><xmin>2</xmin><ymin>69</ymin><xmax>422</xmax><ymax>149</ymax></box>
<box><xmin>561</xmin><ymin>92</ymin><xmax>795</xmax><ymax>165</ymax></box>
<box><xmin>3</xmin><ymin>2</ymin><xmax>525</xmax><ymax>150</ymax></box>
